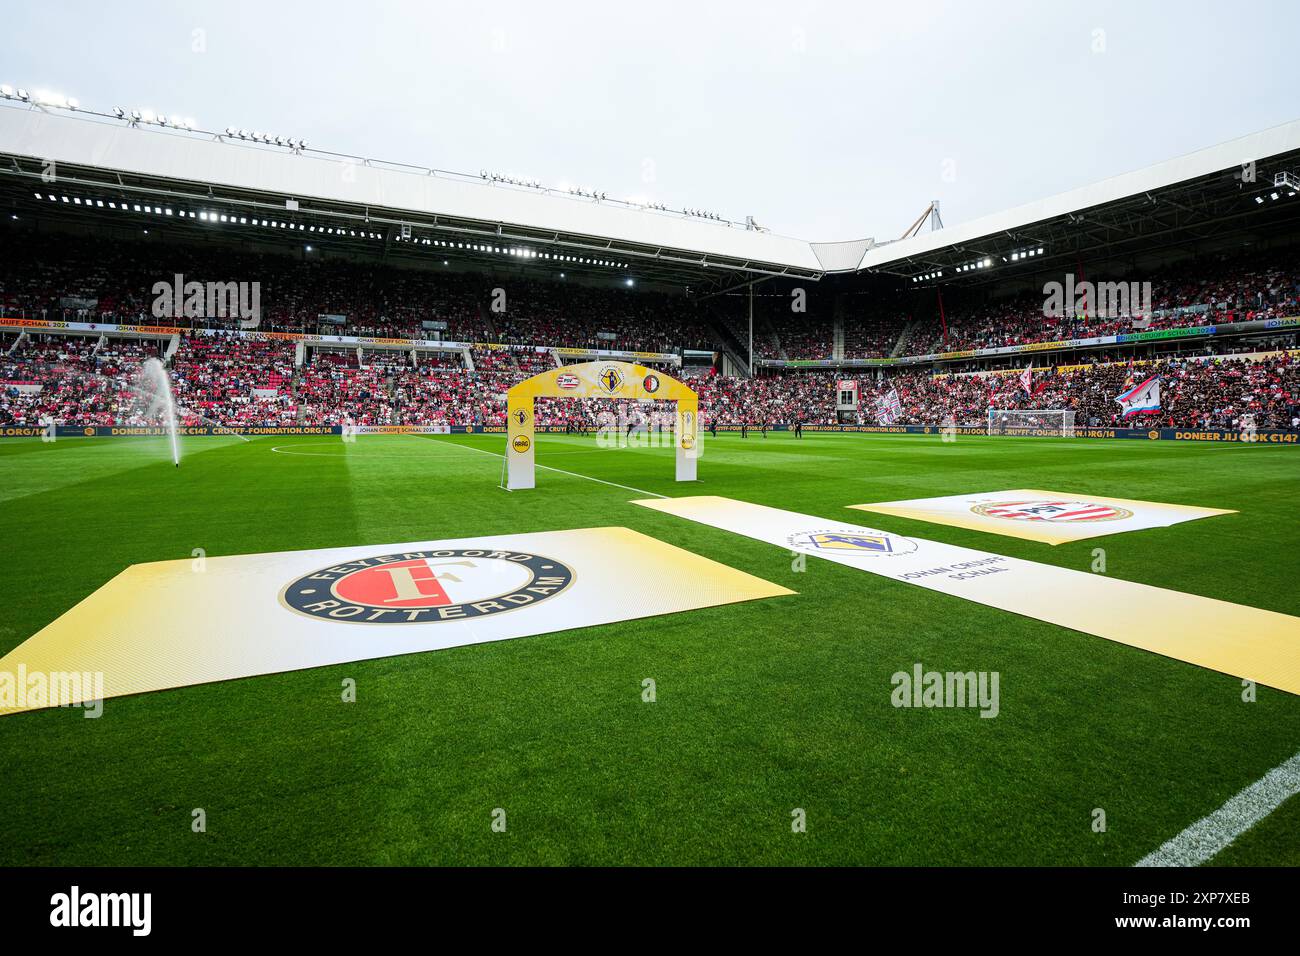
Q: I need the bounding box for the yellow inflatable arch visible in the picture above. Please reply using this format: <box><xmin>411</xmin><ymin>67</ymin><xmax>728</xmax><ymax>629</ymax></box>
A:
<box><xmin>505</xmin><ymin>360</ymin><xmax>699</xmax><ymax>490</ymax></box>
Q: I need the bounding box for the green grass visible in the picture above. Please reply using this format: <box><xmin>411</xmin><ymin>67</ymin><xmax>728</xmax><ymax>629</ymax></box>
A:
<box><xmin>0</xmin><ymin>431</ymin><xmax>1297</xmax><ymax>866</ymax></box>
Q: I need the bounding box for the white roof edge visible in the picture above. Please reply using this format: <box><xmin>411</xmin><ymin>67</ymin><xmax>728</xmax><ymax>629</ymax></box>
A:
<box><xmin>6</xmin><ymin>105</ymin><xmax>1295</xmax><ymax>279</ymax></box>
<box><xmin>0</xmin><ymin>105</ymin><xmax>825</xmax><ymax>273</ymax></box>
<box><xmin>857</xmin><ymin>119</ymin><xmax>1300</xmax><ymax>271</ymax></box>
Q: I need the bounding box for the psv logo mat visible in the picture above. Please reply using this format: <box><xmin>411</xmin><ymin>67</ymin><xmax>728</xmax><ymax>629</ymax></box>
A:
<box><xmin>848</xmin><ymin>488</ymin><xmax>1234</xmax><ymax>545</ymax></box>
<box><xmin>282</xmin><ymin>549</ymin><xmax>574</xmax><ymax>624</ymax></box>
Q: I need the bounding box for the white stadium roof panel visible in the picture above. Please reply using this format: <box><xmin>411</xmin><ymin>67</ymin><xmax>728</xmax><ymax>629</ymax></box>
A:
<box><xmin>809</xmin><ymin>238</ymin><xmax>876</xmax><ymax>272</ymax></box>
<box><xmin>0</xmin><ymin>106</ymin><xmax>824</xmax><ymax>274</ymax></box>
<box><xmin>2</xmin><ymin>103</ymin><xmax>1297</xmax><ymax>281</ymax></box>
<box><xmin>859</xmin><ymin>119</ymin><xmax>1300</xmax><ymax>272</ymax></box>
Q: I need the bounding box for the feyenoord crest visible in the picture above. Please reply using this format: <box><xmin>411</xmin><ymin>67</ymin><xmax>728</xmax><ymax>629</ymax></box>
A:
<box><xmin>971</xmin><ymin>500</ymin><xmax>1133</xmax><ymax>523</ymax></box>
<box><xmin>281</xmin><ymin>549</ymin><xmax>575</xmax><ymax>624</ymax></box>
<box><xmin>643</xmin><ymin>374</ymin><xmax>660</xmax><ymax>394</ymax></box>
<box><xmin>787</xmin><ymin>529</ymin><xmax>919</xmax><ymax>556</ymax></box>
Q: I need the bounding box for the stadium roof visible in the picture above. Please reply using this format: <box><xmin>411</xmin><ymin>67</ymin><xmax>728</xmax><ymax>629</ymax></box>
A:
<box><xmin>0</xmin><ymin>103</ymin><xmax>829</xmax><ymax>286</ymax></box>
<box><xmin>1</xmin><ymin>101</ymin><xmax>1298</xmax><ymax>291</ymax></box>
<box><xmin>859</xmin><ymin>120</ymin><xmax>1300</xmax><ymax>285</ymax></box>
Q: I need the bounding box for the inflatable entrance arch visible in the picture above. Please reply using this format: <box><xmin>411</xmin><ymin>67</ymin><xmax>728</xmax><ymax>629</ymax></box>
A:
<box><xmin>505</xmin><ymin>360</ymin><xmax>699</xmax><ymax>490</ymax></box>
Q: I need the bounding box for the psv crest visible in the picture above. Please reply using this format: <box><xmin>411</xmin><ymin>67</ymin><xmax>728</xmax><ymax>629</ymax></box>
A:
<box><xmin>281</xmin><ymin>550</ymin><xmax>574</xmax><ymax>624</ymax></box>
<box><xmin>971</xmin><ymin>501</ymin><xmax>1133</xmax><ymax>523</ymax></box>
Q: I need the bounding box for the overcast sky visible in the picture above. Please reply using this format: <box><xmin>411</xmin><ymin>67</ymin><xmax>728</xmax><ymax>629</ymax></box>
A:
<box><xmin>2</xmin><ymin>0</ymin><xmax>1293</xmax><ymax>241</ymax></box>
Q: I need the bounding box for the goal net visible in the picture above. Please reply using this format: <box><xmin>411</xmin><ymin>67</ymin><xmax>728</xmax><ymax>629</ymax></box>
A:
<box><xmin>987</xmin><ymin>408</ymin><xmax>1076</xmax><ymax>437</ymax></box>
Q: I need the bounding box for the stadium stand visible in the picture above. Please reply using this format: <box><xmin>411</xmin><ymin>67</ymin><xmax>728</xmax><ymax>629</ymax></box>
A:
<box><xmin>6</xmin><ymin>325</ymin><xmax>1293</xmax><ymax>430</ymax></box>
<box><xmin>2</xmin><ymin>221</ymin><xmax>1298</xmax><ymax>431</ymax></box>
<box><xmin>900</xmin><ymin>248</ymin><xmax>1300</xmax><ymax>355</ymax></box>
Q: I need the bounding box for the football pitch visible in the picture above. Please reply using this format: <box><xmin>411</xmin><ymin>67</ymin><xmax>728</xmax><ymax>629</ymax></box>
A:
<box><xmin>1</xmin><ymin>430</ymin><xmax>1297</xmax><ymax>866</ymax></box>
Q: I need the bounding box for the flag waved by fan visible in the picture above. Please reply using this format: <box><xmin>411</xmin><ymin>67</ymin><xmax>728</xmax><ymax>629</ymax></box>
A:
<box><xmin>876</xmin><ymin>387</ymin><xmax>903</xmax><ymax>425</ymax></box>
<box><xmin>1115</xmin><ymin>375</ymin><xmax>1162</xmax><ymax>418</ymax></box>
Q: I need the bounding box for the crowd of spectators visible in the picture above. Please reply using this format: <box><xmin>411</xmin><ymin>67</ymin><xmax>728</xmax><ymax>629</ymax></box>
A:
<box><xmin>903</xmin><ymin>249</ymin><xmax>1300</xmax><ymax>355</ymax></box>
<box><xmin>854</xmin><ymin>354</ymin><xmax>1300</xmax><ymax>430</ymax></box>
<box><xmin>6</xmin><ymin>232</ymin><xmax>1298</xmax><ymax>366</ymax></box>
<box><xmin>2</xmin><ymin>329</ymin><xmax>1295</xmax><ymax>432</ymax></box>
<box><xmin>171</xmin><ymin>335</ymin><xmax>299</xmax><ymax>426</ymax></box>
<box><xmin>0</xmin><ymin>233</ymin><xmax>711</xmax><ymax>353</ymax></box>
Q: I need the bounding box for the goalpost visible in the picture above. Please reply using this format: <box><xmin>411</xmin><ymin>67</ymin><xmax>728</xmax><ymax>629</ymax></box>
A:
<box><xmin>987</xmin><ymin>408</ymin><xmax>1076</xmax><ymax>437</ymax></box>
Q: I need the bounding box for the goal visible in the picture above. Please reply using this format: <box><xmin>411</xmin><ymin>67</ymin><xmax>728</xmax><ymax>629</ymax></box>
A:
<box><xmin>987</xmin><ymin>408</ymin><xmax>1076</xmax><ymax>437</ymax></box>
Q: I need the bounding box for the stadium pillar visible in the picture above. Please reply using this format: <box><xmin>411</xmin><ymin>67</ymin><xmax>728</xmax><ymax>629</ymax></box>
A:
<box><xmin>1076</xmin><ymin>257</ymin><xmax>1089</xmax><ymax>318</ymax></box>
<box><xmin>937</xmin><ymin>289</ymin><xmax>949</xmax><ymax>350</ymax></box>
<box><xmin>748</xmin><ymin>282</ymin><xmax>754</xmax><ymax>376</ymax></box>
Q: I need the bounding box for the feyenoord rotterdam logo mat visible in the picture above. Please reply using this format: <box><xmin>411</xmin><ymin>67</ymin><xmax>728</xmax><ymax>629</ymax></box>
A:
<box><xmin>280</xmin><ymin>549</ymin><xmax>575</xmax><ymax>624</ymax></box>
<box><xmin>849</xmin><ymin>489</ymin><xmax>1233</xmax><ymax>545</ymax></box>
<box><xmin>0</xmin><ymin>527</ymin><xmax>792</xmax><ymax>717</ymax></box>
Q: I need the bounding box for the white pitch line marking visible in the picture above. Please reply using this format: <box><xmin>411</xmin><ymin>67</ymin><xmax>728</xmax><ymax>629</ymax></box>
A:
<box><xmin>1134</xmin><ymin>748</ymin><xmax>1300</xmax><ymax>867</ymax></box>
<box><xmin>269</xmin><ymin>434</ymin><xmax>671</xmax><ymax>497</ymax></box>
<box><xmin>269</xmin><ymin>443</ymin><xmax>416</xmax><ymax>458</ymax></box>
<box><xmin>413</xmin><ymin>436</ymin><xmax>669</xmax><ymax>499</ymax></box>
